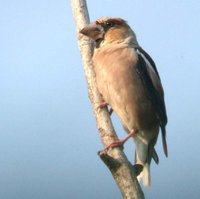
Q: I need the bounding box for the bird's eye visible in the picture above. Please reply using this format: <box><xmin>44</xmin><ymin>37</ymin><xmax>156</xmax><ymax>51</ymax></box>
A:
<box><xmin>105</xmin><ymin>21</ymin><xmax>115</xmax><ymax>28</ymax></box>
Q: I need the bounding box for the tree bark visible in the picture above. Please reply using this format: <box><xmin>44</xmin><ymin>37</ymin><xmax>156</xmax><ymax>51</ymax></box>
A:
<box><xmin>70</xmin><ymin>1</ymin><xmax>145</xmax><ymax>198</ymax></box>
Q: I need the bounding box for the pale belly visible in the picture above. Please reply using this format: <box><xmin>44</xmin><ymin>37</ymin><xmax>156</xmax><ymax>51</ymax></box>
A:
<box><xmin>93</xmin><ymin>44</ymin><xmax>159</xmax><ymax>134</ymax></box>
<box><xmin>95</xmin><ymin>59</ymin><xmax>158</xmax><ymax>133</ymax></box>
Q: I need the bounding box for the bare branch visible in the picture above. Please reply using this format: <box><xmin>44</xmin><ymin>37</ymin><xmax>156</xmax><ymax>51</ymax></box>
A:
<box><xmin>71</xmin><ymin>1</ymin><xmax>145</xmax><ymax>198</ymax></box>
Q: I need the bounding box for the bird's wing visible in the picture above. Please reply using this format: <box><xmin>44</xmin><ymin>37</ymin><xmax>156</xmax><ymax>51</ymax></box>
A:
<box><xmin>135</xmin><ymin>47</ymin><xmax>168</xmax><ymax>157</ymax></box>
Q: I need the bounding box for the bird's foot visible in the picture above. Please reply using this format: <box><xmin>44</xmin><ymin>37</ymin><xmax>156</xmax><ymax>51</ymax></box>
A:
<box><xmin>101</xmin><ymin>130</ymin><xmax>137</xmax><ymax>153</ymax></box>
<box><xmin>97</xmin><ymin>102</ymin><xmax>109</xmax><ymax>109</ymax></box>
<box><xmin>103</xmin><ymin>140</ymin><xmax>124</xmax><ymax>153</ymax></box>
<box><xmin>96</xmin><ymin>102</ymin><xmax>113</xmax><ymax>115</ymax></box>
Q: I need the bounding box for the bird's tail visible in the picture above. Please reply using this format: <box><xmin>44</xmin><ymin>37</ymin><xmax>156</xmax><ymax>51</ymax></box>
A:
<box><xmin>134</xmin><ymin>136</ymin><xmax>158</xmax><ymax>187</ymax></box>
<box><xmin>137</xmin><ymin>163</ymin><xmax>151</xmax><ymax>187</ymax></box>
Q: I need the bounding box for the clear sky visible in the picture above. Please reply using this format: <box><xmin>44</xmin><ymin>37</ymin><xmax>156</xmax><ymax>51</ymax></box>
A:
<box><xmin>1</xmin><ymin>0</ymin><xmax>200</xmax><ymax>198</ymax></box>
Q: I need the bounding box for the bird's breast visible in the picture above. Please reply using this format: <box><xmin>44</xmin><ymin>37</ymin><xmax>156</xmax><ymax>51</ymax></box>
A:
<box><xmin>93</xmin><ymin>44</ymin><xmax>158</xmax><ymax>132</ymax></box>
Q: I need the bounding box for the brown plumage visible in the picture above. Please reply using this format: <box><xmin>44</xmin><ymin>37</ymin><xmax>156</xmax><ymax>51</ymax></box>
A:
<box><xmin>80</xmin><ymin>17</ymin><xmax>168</xmax><ymax>186</ymax></box>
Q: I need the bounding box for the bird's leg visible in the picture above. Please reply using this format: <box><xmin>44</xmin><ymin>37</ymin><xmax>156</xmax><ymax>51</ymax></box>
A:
<box><xmin>103</xmin><ymin>130</ymin><xmax>137</xmax><ymax>152</ymax></box>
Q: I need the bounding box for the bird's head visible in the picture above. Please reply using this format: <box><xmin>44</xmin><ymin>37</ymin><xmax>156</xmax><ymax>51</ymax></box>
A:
<box><xmin>80</xmin><ymin>17</ymin><xmax>138</xmax><ymax>47</ymax></box>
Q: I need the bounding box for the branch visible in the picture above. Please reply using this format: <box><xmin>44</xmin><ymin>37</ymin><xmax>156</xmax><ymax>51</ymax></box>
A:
<box><xmin>70</xmin><ymin>1</ymin><xmax>145</xmax><ymax>198</ymax></box>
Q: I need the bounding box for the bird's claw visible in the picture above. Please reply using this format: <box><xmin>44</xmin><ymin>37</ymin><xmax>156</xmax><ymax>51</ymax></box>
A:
<box><xmin>97</xmin><ymin>102</ymin><xmax>109</xmax><ymax>109</ymax></box>
<box><xmin>98</xmin><ymin>140</ymin><xmax>124</xmax><ymax>156</ymax></box>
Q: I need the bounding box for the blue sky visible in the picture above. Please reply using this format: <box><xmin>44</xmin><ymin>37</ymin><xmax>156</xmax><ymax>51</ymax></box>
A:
<box><xmin>1</xmin><ymin>0</ymin><xmax>200</xmax><ymax>198</ymax></box>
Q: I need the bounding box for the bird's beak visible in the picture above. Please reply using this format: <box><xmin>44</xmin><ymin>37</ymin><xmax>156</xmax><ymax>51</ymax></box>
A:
<box><xmin>80</xmin><ymin>22</ymin><xmax>104</xmax><ymax>41</ymax></box>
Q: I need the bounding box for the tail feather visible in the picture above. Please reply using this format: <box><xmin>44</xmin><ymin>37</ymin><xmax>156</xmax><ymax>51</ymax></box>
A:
<box><xmin>152</xmin><ymin>147</ymin><xmax>159</xmax><ymax>164</ymax></box>
<box><xmin>161</xmin><ymin>126</ymin><xmax>168</xmax><ymax>157</ymax></box>
<box><xmin>134</xmin><ymin>135</ymin><xmax>158</xmax><ymax>187</ymax></box>
<box><xmin>134</xmin><ymin>138</ymin><xmax>151</xmax><ymax>187</ymax></box>
<box><xmin>137</xmin><ymin>163</ymin><xmax>151</xmax><ymax>187</ymax></box>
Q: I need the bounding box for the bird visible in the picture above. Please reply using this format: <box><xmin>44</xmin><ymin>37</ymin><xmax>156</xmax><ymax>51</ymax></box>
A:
<box><xmin>80</xmin><ymin>17</ymin><xmax>168</xmax><ymax>187</ymax></box>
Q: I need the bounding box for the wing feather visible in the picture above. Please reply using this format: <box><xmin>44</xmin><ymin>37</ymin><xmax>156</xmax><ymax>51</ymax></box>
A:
<box><xmin>135</xmin><ymin>48</ymin><xmax>168</xmax><ymax>157</ymax></box>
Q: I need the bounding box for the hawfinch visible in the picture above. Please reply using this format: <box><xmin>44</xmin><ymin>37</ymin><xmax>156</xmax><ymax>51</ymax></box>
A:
<box><xmin>80</xmin><ymin>17</ymin><xmax>168</xmax><ymax>187</ymax></box>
